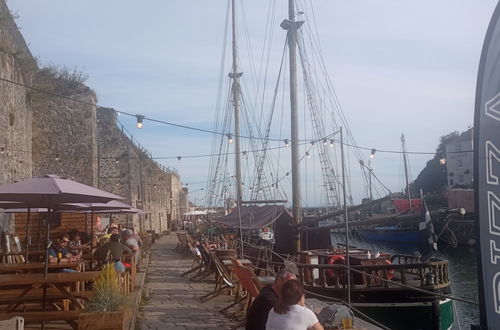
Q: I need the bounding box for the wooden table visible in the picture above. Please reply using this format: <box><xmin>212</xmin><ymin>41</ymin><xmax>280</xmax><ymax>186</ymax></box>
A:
<box><xmin>0</xmin><ymin>271</ymin><xmax>100</xmax><ymax>312</ymax></box>
<box><xmin>0</xmin><ymin>262</ymin><xmax>82</xmax><ymax>274</ymax></box>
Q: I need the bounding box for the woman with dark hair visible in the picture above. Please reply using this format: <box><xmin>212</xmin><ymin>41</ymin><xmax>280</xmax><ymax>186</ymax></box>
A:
<box><xmin>266</xmin><ymin>279</ymin><xmax>323</xmax><ymax>330</ymax></box>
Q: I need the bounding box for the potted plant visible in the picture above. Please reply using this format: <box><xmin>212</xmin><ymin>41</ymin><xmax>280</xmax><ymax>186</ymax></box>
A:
<box><xmin>78</xmin><ymin>264</ymin><xmax>130</xmax><ymax>330</ymax></box>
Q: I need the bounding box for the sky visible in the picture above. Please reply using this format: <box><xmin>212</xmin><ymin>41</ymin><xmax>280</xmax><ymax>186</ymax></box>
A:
<box><xmin>6</xmin><ymin>0</ymin><xmax>498</xmax><ymax>206</ymax></box>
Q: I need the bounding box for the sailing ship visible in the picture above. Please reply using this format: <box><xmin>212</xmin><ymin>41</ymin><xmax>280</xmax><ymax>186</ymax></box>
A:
<box><xmin>205</xmin><ymin>1</ymin><xmax>455</xmax><ymax>329</ymax></box>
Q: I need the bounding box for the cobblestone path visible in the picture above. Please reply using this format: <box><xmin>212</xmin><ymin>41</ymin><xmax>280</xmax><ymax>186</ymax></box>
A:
<box><xmin>141</xmin><ymin>234</ymin><xmax>240</xmax><ymax>330</ymax></box>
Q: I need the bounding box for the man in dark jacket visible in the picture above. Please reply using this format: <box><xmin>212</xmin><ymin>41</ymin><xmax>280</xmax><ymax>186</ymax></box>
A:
<box><xmin>245</xmin><ymin>269</ymin><xmax>296</xmax><ymax>330</ymax></box>
<box><xmin>94</xmin><ymin>234</ymin><xmax>132</xmax><ymax>272</ymax></box>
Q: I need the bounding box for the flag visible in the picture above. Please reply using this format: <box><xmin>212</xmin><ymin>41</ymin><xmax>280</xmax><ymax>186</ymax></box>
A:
<box><xmin>418</xmin><ymin>194</ymin><xmax>437</xmax><ymax>262</ymax></box>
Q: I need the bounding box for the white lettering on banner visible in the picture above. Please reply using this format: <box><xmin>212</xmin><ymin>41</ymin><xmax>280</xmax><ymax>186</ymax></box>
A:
<box><xmin>487</xmin><ymin>141</ymin><xmax>500</xmax><ymax>185</ymax></box>
<box><xmin>491</xmin><ymin>240</ymin><xmax>500</xmax><ymax>264</ymax></box>
<box><xmin>488</xmin><ymin>191</ymin><xmax>500</xmax><ymax>236</ymax></box>
<box><xmin>486</xmin><ymin>91</ymin><xmax>500</xmax><ymax>121</ymax></box>
<box><xmin>494</xmin><ymin>273</ymin><xmax>500</xmax><ymax>314</ymax></box>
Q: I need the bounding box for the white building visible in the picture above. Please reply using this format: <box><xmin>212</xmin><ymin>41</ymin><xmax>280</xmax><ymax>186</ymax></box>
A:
<box><xmin>444</xmin><ymin>128</ymin><xmax>473</xmax><ymax>188</ymax></box>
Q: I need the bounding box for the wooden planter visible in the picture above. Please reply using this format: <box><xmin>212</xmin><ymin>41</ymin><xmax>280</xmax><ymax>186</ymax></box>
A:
<box><xmin>78</xmin><ymin>309</ymin><xmax>129</xmax><ymax>330</ymax></box>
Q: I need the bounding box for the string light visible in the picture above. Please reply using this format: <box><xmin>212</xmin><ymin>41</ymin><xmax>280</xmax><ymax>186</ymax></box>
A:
<box><xmin>177</xmin><ymin>156</ymin><xmax>182</xmax><ymax>163</ymax></box>
<box><xmin>323</xmin><ymin>139</ymin><xmax>328</xmax><ymax>146</ymax></box>
<box><xmin>370</xmin><ymin>148</ymin><xmax>377</xmax><ymax>159</ymax></box>
<box><xmin>329</xmin><ymin>139</ymin><xmax>334</xmax><ymax>148</ymax></box>
<box><xmin>136</xmin><ymin>115</ymin><xmax>145</xmax><ymax>129</ymax></box>
<box><xmin>284</xmin><ymin>139</ymin><xmax>290</xmax><ymax>147</ymax></box>
<box><xmin>306</xmin><ymin>151</ymin><xmax>311</xmax><ymax>158</ymax></box>
<box><xmin>439</xmin><ymin>158</ymin><xmax>447</xmax><ymax>165</ymax></box>
<box><xmin>227</xmin><ymin>133</ymin><xmax>233</xmax><ymax>144</ymax></box>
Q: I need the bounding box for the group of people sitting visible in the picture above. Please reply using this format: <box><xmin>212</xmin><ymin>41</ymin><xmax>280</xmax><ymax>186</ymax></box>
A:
<box><xmin>47</xmin><ymin>220</ymin><xmax>143</xmax><ymax>274</ymax></box>
<box><xmin>47</xmin><ymin>230</ymin><xmax>90</xmax><ymax>263</ymax></box>
<box><xmin>246</xmin><ymin>270</ymin><xmax>324</xmax><ymax>330</ymax></box>
<box><xmin>94</xmin><ymin>220</ymin><xmax>143</xmax><ymax>272</ymax></box>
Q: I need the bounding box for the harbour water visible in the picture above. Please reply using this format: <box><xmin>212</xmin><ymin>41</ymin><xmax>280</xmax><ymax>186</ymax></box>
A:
<box><xmin>331</xmin><ymin>233</ymin><xmax>480</xmax><ymax>329</ymax></box>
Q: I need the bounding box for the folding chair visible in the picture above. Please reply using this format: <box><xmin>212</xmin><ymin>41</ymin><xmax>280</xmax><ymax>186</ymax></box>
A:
<box><xmin>199</xmin><ymin>252</ymin><xmax>236</xmax><ymax>302</ymax></box>
<box><xmin>189</xmin><ymin>243</ymin><xmax>215</xmax><ymax>281</ymax></box>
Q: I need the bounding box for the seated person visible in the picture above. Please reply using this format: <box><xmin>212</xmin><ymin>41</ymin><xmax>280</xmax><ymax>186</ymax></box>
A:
<box><xmin>246</xmin><ymin>270</ymin><xmax>296</xmax><ymax>330</ymax></box>
<box><xmin>67</xmin><ymin>230</ymin><xmax>84</xmax><ymax>256</ymax></box>
<box><xmin>123</xmin><ymin>229</ymin><xmax>140</xmax><ymax>266</ymax></box>
<box><xmin>48</xmin><ymin>234</ymin><xmax>77</xmax><ymax>263</ymax></box>
<box><xmin>266</xmin><ymin>279</ymin><xmax>323</xmax><ymax>330</ymax></box>
<box><xmin>93</xmin><ymin>234</ymin><xmax>132</xmax><ymax>273</ymax></box>
<box><xmin>102</xmin><ymin>226</ymin><xmax>119</xmax><ymax>241</ymax></box>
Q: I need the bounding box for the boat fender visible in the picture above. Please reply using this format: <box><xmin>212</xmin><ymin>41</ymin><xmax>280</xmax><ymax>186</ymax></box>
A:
<box><xmin>326</xmin><ymin>255</ymin><xmax>345</xmax><ymax>279</ymax></box>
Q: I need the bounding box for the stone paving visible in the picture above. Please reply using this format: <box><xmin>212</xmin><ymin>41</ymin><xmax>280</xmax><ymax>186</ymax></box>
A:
<box><xmin>140</xmin><ymin>234</ymin><xmax>241</xmax><ymax>330</ymax></box>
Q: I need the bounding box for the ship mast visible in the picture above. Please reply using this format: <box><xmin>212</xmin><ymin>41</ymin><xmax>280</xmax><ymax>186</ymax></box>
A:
<box><xmin>230</xmin><ymin>0</ymin><xmax>243</xmax><ymax>209</ymax></box>
<box><xmin>282</xmin><ymin>0</ymin><xmax>304</xmax><ymax>253</ymax></box>
<box><xmin>401</xmin><ymin>134</ymin><xmax>412</xmax><ymax>210</ymax></box>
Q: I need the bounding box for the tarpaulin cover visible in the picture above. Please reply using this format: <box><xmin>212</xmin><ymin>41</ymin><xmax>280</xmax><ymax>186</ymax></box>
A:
<box><xmin>214</xmin><ymin>205</ymin><xmax>291</xmax><ymax>229</ymax></box>
<box><xmin>392</xmin><ymin>199</ymin><xmax>422</xmax><ymax>213</ymax></box>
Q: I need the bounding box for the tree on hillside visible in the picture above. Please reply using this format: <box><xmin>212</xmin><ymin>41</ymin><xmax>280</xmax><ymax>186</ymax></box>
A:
<box><xmin>411</xmin><ymin>131</ymin><xmax>460</xmax><ymax>195</ymax></box>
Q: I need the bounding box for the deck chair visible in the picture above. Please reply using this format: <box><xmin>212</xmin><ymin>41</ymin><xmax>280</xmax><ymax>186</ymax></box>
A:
<box><xmin>229</xmin><ymin>258</ymin><xmax>261</xmax><ymax>314</ymax></box>
<box><xmin>175</xmin><ymin>232</ymin><xmax>189</xmax><ymax>253</ymax></box>
<box><xmin>189</xmin><ymin>243</ymin><xmax>215</xmax><ymax>281</ymax></box>
<box><xmin>181</xmin><ymin>238</ymin><xmax>203</xmax><ymax>276</ymax></box>
<box><xmin>199</xmin><ymin>252</ymin><xmax>236</xmax><ymax>302</ymax></box>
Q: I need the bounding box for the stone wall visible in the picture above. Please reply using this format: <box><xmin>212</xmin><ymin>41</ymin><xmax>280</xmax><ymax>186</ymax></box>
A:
<box><xmin>0</xmin><ymin>1</ymin><xmax>187</xmax><ymax>236</ymax></box>
<box><xmin>97</xmin><ymin>108</ymin><xmax>182</xmax><ymax>234</ymax></box>
<box><xmin>31</xmin><ymin>82</ymin><xmax>98</xmax><ymax>186</ymax></box>
<box><xmin>0</xmin><ymin>1</ymin><xmax>35</xmax><ymax>232</ymax></box>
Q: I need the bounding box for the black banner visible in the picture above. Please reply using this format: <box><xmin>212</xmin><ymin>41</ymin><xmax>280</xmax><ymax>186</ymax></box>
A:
<box><xmin>474</xmin><ymin>1</ymin><xmax>500</xmax><ymax>329</ymax></box>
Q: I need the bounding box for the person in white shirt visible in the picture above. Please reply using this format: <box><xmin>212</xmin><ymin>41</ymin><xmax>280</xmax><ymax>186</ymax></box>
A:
<box><xmin>266</xmin><ymin>279</ymin><xmax>324</xmax><ymax>330</ymax></box>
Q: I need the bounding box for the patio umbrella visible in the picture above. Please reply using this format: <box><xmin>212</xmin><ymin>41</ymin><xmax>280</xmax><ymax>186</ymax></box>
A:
<box><xmin>0</xmin><ymin>175</ymin><xmax>123</xmax><ymax>322</ymax></box>
<box><xmin>0</xmin><ymin>174</ymin><xmax>122</xmax><ymax>273</ymax></box>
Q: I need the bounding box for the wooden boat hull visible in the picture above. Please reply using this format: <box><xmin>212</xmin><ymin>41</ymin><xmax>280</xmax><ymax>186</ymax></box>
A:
<box><xmin>305</xmin><ymin>286</ymin><xmax>453</xmax><ymax>330</ymax></box>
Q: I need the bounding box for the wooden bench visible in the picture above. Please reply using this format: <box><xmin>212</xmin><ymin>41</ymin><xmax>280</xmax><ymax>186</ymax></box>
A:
<box><xmin>0</xmin><ymin>288</ymin><xmax>90</xmax><ymax>304</ymax></box>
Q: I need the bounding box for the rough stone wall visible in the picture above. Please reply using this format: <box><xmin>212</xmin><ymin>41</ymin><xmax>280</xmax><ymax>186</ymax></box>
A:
<box><xmin>0</xmin><ymin>1</ymin><xmax>186</xmax><ymax>236</ymax></box>
<box><xmin>31</xmin><ymin>83</ymin><xmax>98</xmax><ymax>187</ymax></box>
<box><xmin>97</xmin><ymin>108</ymin><xmax>180</xmax><ymax>234</ymax></box>
<box><xmin>0</xmin><ymin>1</ymin><xmax>35</xmax><ymax>232</ymax></box>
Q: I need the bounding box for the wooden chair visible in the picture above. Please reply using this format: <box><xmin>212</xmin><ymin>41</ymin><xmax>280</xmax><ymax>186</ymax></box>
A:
<box><xmin>199</xmin><ymin>253</ymin><xmax>236</xmax><ymax>302</ymax></box>
<box><xmin>189</xmin><ymin>244</ymin><xmax>214</xmax><ymax>281</ymax></box>
<box><xmin>175</xmin><ymin>232</ymin><xmax>189</xmax><ymax>253</ymax></box>
<box><xmin>228</xmin><ymin>258</ymin><xmax>261</xmax><ymax>314</ymax></box>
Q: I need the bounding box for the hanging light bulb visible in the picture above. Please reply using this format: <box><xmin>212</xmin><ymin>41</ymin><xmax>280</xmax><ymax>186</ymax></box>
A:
<box><xmin>177</xmin><ymin>156</ymin><xmax>182</xmax><ymax>163</ymax></box>
<box><xmin>310</xmin><ymin>141</ymin><xmax>315</xmax><ymax>146</ymax></box>
<box><xmin>370</xmin><ymin>148</ymin><xmax>377</xmax><ymax>159</ymax></box>
<box><xmin>0</xmin><ymin>147</ymin><xmax>4</xmax><ymax>155</ymax></box>
<box><xmin>136</xmin><ymin>115</ymin><xmax>145</xmax><ymax>129</ymax></box>
<box><xmin>227</xmin><ymin>133</ymin><xmax>233</xmax><ymax>144</ymax></box>
<box><xmin>323</xmin><ymin>139</ymin><xmax>328</xmax><ymax>145</ymax></box>
<box><xmin>285</xmin><ymin>172</ymin><xmax>290</xmax><ymax>177</ymax></box>
<box><xmin>329</xmin><ymin>139</ymin><xmax>334</xmax><ymax>148</ymax></box>
<box><xmin>306</xmin><ymin>151</ymin><xmax>311</xmax><ymax>158</ymax></box>
<box><xmin>284</xmin><ymin>139</ymin><xmax>290</xmax><ymax>147</ymax></box>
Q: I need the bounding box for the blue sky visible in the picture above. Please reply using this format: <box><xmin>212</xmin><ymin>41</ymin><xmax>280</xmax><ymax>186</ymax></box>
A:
<box><xmin>7</xmin><ymin>0</ymin><xmax>498</xmax><ymax>205</ymax></box>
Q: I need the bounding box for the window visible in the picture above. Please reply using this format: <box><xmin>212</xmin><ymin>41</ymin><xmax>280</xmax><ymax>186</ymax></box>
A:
<box><xmin>456</xmin><ymin>144</ymin><xmax>463</xmax><ymax>152</ymax></box>
<box><xmin>450</xmin><ymin>179</ymin><xmax>454</xmax><ymax>186</ymax></box>
<box><xmin>458</xmin><ymin>174</ymin><xmax>464</xmax><ymax>183</ymax></box>
<box><xmin>456</xmin><ymin>159</ymin><xmax>463</xmax><ymax>168</ymax></box>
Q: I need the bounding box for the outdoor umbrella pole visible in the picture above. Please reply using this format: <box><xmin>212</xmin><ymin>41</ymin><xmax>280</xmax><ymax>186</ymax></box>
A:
<box><xmin>25</xmin><ymin>207</ymin><xmax>30</xmax><ymax>263</ymax></box>
<box><xmin>90</xmin><ymin>210</ymin><xmax>94</xmax><ymax>271</ymax></box>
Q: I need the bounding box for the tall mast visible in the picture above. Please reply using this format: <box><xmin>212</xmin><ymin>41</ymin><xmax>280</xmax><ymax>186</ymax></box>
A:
<box><xmin>401</xmin><ymin>134</ymin><xmax>412</xmax><ymax>209</ymax></box>
<box><xmin>230</xmin><ymin>0</ymin><xmax>243</xmax><ymax>208</ymax></box>
<box><xmin>282</xmin><ymin>0</ymin><xmax>303</xmax><ymax>253</ymax></box>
